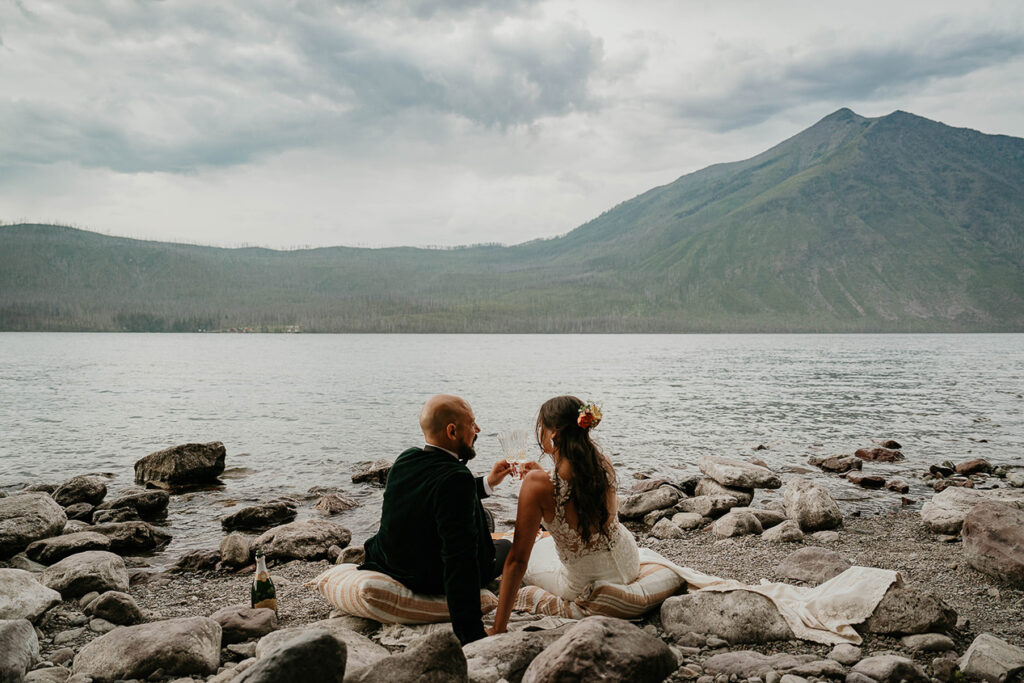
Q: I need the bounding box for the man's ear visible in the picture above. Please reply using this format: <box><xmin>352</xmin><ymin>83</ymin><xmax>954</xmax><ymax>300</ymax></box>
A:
<box><xmin>446</xmin><ymin>423</ymin><xmax>457</xmax><ymax>440</ymax></box>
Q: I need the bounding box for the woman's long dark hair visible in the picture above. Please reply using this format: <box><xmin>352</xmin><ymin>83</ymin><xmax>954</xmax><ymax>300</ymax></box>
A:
<box><xmin>536</xmin><ymin>395</ymin><xmax>615</xmax><ymax>544</ymax></box>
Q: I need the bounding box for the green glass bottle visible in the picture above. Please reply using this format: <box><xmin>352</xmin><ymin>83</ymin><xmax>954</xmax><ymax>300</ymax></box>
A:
<box><xmin>250</xmin><ymin>549</ymin><xmax>277</xmax><ymax>614</ymax></box>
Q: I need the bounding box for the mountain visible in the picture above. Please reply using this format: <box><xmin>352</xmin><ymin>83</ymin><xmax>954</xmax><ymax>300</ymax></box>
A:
<box><xmin>2</xmin><ymin>108</ymin><xmax>1022</xmax><ymax>332</ymax></box>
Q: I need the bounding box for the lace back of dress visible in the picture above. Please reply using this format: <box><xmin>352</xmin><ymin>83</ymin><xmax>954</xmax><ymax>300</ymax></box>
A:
<box><xmin>546</xmin><ymin>468</ymin><xmax>612</xmax><ymax>557</ymax></box>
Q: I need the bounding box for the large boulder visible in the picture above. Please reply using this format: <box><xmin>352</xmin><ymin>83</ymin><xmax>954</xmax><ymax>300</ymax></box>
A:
<box><xmin>699</xmin><ymin>456</ymin><xmax>781</xmax><ymax>489</ymax></box>
<box><xmin>920</xmin><ymin>487</ymin><xmax>1024</xmax><ymax>534</ymax></box>
<box><xmin>0</xmin><ymin>569</ymin><xmax>61</xmax><ymax>621</ymax></box>
<box><xmin>220</xmin><ymin>532</ymin><xmax>253</xmax><ymax>567</ymax></box>
<box><xmin>695</xmin><ymin>478</ymin><xmax>754</xmax><ymax>506</ymax></box>
<box><xmin>762</xmin><ymin>519</ymin><xmax>804</xmax><ymax>542</ymax></box>
<box><xmin>222</xmin><ymin>501</ymin><xmax>298</xmax><ymax>531</ymax></box>
<box><xmin>0</xmin><ymin>493</ymin><xmax>67</xmax><ymax>558</ymax></box>
<box><xmin>256</xmin><ymin>618</ymin><xmax>388</xmax><ymax>675</ymax></box>
<box><xmin>87</xmin><ymin>590</ymin><xmax>143</xmax><ymax>625</ymax></box>
<box><xmin>41</xmin><ymin>551</ymin><xmax>129</xmax><ymax>598</ymax></box>
<box><xmin>851</xmin><ymin>654</ymin><xmax>928</xmax><ymax>682</ymax></box>
<box><xmin>94</xmin><ymin>489</ymin><xmax>169</xmax><ymax>519</ymax></box>
<box><xmin>52</xmin><ymin>476</ymin><xmax>108</xmax><ymax>507</ymax></box>
<box><xmin>617</xmin><ymin>487</ymin><xmax>681</xmax><ymax>520</ymax></box>
<box><xmin>783</xmin><ymin>478</ymin><xmax>842</xmax><ymax>531</ymax></box>
<box><xmin>463</xmin><ymin>630</ymin><xmax>550</xmax><ymax>683</ymax></box>
<box><xmin>88</xmin><ymin>521</ymin><xmax>172</xmax><ymax>553</ymax></box>
<box><xmin>73</xmin><ymin>616</ymin><xmax>221</xmax><ymax>682</ymax></box>
<box><xmin>861</xmin><ymin>586</ymin><xmax>957</xmax><ymax>635</ymax></box>
<box><xmin>134</xmin><ymin>441</ymin><xmax>226</xmax><ymax>489</ymax></box>
<box><xmin>25</xmin><ymin>531</ymin><xmax>112</xmax><ymax>565</ymax></box>
<box><xmin>959</xmin><ymin>633</ymin><xmax>1024</xmax><ymax>683</ymax></box>
<box><xmin>522</xmin><ymin>616</ymin><xmax>676</xmax><ymax>683</ymax></box>
<box><xmin>0</xmin><ymin>618</ymin><xmax>39</xmax><ymax>683</ymax></box>
<box><xmin>776</xmin><ymin>547</ymin><xmax>851</xmax><ymax>584</ymax></box>
<box><xmin>349</xmin><ymin>630</ymin><xmax>466</xmax><ymax>683</ymax></box>
<box><xmin>252</xmin><ymin>520</ymin><xmax>351</xmax><ymax>561</ymax></box>
<box><xmin>961</xmin><ymin>502</ymin><xmax>1024</xmax><ymax>585</ymax></box>
<box><xmin>661</xmin><ymin>590</ymin><xmax>794</xmax><ymax>644</ymax></box>
<box><xmin>237</xmin><ymin>629</ymin><xmax>347</xmax><ymax>683</ymax></box>
<box><xmin>711</xmin><ymin>510</ymin><xmax>763</xmax><ymax>538</ymax></box>
<box><xmin>211</xmin><ymin>605</ymin><xmax>278</xmax><ymax>644</ymax></box>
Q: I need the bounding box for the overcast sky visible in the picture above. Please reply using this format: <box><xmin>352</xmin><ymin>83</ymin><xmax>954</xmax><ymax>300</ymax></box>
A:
<box><xmin>2</xmin><ymin>0</ymin><xmax>1022</xmax><ymax>248</ymax></box>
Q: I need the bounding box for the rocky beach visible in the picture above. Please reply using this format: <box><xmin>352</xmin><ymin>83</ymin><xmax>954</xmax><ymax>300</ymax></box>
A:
<box><xmin>2</xmin><ymin>441</ymin><xmax>1023</xmax><ymax>683</ymax></box>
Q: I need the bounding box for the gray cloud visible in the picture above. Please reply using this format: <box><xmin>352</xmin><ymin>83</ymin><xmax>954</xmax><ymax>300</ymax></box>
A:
<box><xmin>675</xmin><ymin>28</ymin><xmax>1024</xmax><ymax>131</ymax></box>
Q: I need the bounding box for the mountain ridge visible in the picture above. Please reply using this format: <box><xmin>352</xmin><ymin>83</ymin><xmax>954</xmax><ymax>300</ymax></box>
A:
<box><xmin>2</xmin><ymin>108</ymin><xmax>1022</xmax><ymax>332</ymax></box>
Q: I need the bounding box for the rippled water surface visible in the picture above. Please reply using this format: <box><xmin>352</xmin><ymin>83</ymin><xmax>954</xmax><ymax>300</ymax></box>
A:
<box><xmin>1</xmin><ymin>333</ymin><xmax>1021</xmax><ymax>567</ymax></box>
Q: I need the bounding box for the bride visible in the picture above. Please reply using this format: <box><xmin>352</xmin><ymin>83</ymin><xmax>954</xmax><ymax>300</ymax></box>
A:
<box><xmin>488</xmin><ymin>395</ymin><xmax>639</xmax><ymax>635</ymax></box>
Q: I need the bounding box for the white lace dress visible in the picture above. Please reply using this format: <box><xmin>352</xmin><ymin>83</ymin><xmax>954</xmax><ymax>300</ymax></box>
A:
<box><xmin>523</xmin><ymin>469</ymin><xmax>640</xmax><ymax>600</ymax></box>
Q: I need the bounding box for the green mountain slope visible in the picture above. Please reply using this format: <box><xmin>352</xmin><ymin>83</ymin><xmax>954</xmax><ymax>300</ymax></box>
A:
<box><xmin>2</xmin><ymin>108</ymin><xmax>1022</xmax><ymax>332</ymax></box>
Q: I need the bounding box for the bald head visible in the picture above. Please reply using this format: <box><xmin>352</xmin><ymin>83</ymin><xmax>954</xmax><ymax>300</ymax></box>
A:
<box><xmin>420</xmin><ymin>394</ymin><xmax>479</xmax><ymax>461</ymax></box>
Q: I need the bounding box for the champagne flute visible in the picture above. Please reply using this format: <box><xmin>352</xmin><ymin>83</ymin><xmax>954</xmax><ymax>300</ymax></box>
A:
<box><xmin>497</xmin><ymin>429</ymin><xmax>531</xmax><ymax>481</ymax></box>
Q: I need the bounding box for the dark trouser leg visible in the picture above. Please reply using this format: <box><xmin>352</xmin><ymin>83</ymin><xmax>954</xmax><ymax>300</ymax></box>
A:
<box><xmin>490</xmin><ymin>539</ymin><xmax>512</xmax><ymax>581</ymax></box>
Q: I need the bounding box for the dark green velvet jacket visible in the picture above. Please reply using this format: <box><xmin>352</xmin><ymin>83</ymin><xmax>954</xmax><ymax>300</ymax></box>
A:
<box><xmin>361</xmin><ymin>446</ymin><xmax>494</xmax><ymax>644</ymax></box>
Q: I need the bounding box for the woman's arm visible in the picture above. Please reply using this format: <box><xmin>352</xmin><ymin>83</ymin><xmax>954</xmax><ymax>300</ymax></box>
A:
<box><xmin>486</xmin><ymin>469</ymin><xmax>550</xmax><ymax>636</ymax></box>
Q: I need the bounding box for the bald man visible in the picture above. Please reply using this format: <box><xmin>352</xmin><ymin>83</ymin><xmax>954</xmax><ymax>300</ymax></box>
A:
<box><xmin>360</xmin><ymin>395</ymin><xmax>515</xmax><ymax>645</ymax></box>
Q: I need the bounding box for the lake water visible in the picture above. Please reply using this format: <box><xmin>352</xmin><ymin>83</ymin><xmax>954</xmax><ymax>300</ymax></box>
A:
<box><xmin>1</xmin><ymin>333</ymin><xmax>1022</xmax><ymax>568</ymax></box>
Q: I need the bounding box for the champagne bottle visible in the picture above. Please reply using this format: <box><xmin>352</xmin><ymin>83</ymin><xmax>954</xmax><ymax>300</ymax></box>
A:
<box><xmin>251</xmin><ymin>549</ymin><xmax>277</xmax><ymax>614</ymax></box>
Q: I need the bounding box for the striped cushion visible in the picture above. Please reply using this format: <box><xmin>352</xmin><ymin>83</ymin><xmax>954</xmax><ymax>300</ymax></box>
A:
<box><xmin>308</xmin><ymin>563</ymin><xmax>498</xmax><ymax>624</ymax></box>
<box><xmin>513</xmin><ymin>562</ymin><xmax>685</xmax><ymax>620</ymax></box>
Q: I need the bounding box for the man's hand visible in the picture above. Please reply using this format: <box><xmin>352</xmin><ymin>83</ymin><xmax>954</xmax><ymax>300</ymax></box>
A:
<box><xmin>487</xmin><ymin>459</ymin><xmax>515</xmax><ymax>489</ymax></box>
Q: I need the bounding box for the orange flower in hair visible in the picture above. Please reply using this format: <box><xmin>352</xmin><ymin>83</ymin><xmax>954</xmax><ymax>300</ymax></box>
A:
<box><xmin>577</xmin><ymin>401</ymin><xmax>602</xmax><ymax>430</ymax></box>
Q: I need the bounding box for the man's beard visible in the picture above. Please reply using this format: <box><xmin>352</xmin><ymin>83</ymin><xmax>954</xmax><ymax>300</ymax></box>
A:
<box><xmin>457</xmin><ymin>435</ymin><xmax>477</xmax><ymax>463</ymax></box>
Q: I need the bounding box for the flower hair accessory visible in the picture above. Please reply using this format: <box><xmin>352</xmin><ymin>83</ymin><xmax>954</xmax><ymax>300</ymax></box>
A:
<box><xmin>577</xmin><ymin>401</ymin><xmax>602</xmax><ymax>430</ymax></box>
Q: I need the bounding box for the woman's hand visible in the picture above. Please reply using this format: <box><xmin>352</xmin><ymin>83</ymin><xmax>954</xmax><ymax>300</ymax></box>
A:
<box><xmin>520</xmin><ymin>460</ymin><xmax>544</xmax><ymax>475</ymax></box>
<box><xmin>485</xmin><ymin>625</ymin><xmax>505</xmax><ymax>636</ymax></box>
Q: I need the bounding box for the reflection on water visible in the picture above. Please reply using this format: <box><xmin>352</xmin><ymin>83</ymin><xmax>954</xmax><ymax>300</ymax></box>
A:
<box><xmin>1</xmin><ymin>333</ymin><xmax>1022</xmax><ymax>568</ymax></box>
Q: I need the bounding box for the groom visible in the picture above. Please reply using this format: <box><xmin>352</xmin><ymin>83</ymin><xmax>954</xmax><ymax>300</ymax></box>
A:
<box><xmin>360</xmin><ymin>394</ymin><xmax>515</xmax><ymax>645</ymax></box>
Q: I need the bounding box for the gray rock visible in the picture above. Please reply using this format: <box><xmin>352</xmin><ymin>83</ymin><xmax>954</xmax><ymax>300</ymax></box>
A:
<box><xmin>41</xmin><ymin>551</ymin><xmax>129</xmax><ymax>598</ymax></box>
<box><xmin>829</xmin><ymin>643</ymin><xmax>862</xmax><ymax>665</ymax></box>
<box><xmin>25</xmin><ymin>665</ymin><xmax>71</xmax><ymax>682</ymax></box>
<box><xmin>52</xmin><ymin>476</ymin><xmax>107</xmax><ymax>508</ymax></box>
<box><xmin>743</xmin><ymin>508</ymin><xmax>788</xmax><ymax>529</ymax></box>
<box><xmin>350</xmin><ymin>459</ymin><xmax>393</xmax><ymax>487</ymax></box>
<box><xmin>777</xmin><ymin>547</ymin><xmax>851</xmax><ymax>584</ymax></box>
<box><xmin>87</xmin><ymin>521</ymin><xmax>172</xmax><ymax>553</ymax></box>
<box><xmin>1007</xmin><ymin>471</ymin><xmax>1024</xmax><ymax>488</ymax></box>
<box><xmin>88</xmin><ymin>618</ymin><xmax>116</xmax><ymax>633</ymax></box>
<box><xmin>0</xmin><ymin>618</ymin><xmax>40</xmax><ymax>682</ymax></box>
<box><xmin>322</xmin><ymin>614</ymin><xmax>378</xmax><ymax>636</ymax></box>
<box><xmin>26</xmin><ymin>532</ymin><xmax>112</xmax><ymax>565</ymax></box>
<box><xmin>862</xmin><ymin>586</ymin><xmax>956</xmax><ymax>635</ymax></box>
<box><xmin>618</xmin><ymin>487</ymin><xmax>682</xmax><ymax>520</ymax></box>
<box><xmin>677</xmin><ymin>495</ymin><xmax>740</xmax><ymax>518</ymax></box>
<box><xmin>73</xmin><ymin>616</ymin><xmax>221</xmax><ymax>682</ymax></box>
<box><xmin>651</xmin><ymin>518</ymin><xmax>687</xmax><ymax>539</ymax></box>
<box><xmin>93</xmin><ymin>489</ymin><xmax>169</xmax><ymax>520</ymax></box>
<box><xmin>672</xmin><ymin>512</ymin><xmax>706</xmax><ymax>530</ymax></box>
<box><xmin>463</xmin><ymin>630</ymin><xmax>548</xmax><ymax>683</ymax></box>
<box><xmin>850</xmin><ymin>654</ymin><xmax>928</xmax><ymax>682</ymax></box>
<box><xmin>53</xmin><ymin>627</ymin><xmax>85</xmax><ymax>646</ymax></box>
<box><xmin>88</xmin><ymin>591</ymin><xmax>142</xmax><ymax>625</ymax></box>
<box><xmin>252</xmin><ymin>520</ymin><xmax>352</xmax><ymax>561</ymax></box>
<box><xmin>812</xmin><ymin>530</ymin><xmax>841</xmax><ymax>543</ymax></box>
<box><xmin>780</xmin><ymin>675</ymin><xmax>808</xmax><ymax>683</ymax></box>
<box><xmin>212</xmin><ymin>605</ymin><xmax>278</xmax><ymax>644</ymax></box>
<box><xmin>0</xmin><ymin>568</ymin><xmax>62</xmax><ymax>621</ymax></box>
<box><xmin>962</xmin><ymin>502</ymin><xmax>1024</xmax><ymax>585</ymax></box>
<box><xmin>900</xmin><ymin>633</ymin><xmax>955</xmax><ymax>652</ymax></box>
<box><xmin>711</xmin><ymin>510</ymin><xmax>763</xmax><ymax>538</ymax></box>
<box><xmin>958</xmin><ymin>633</ymin><xmax>1024</xmax><ymax>683</ymax></box>
<box><xmin>134</xmin><ymin>441</ymin><xmax>227</xmax><ymax>489</ymax></box>
<box><xmin>762</xmin><ymin>520</ymin><xmax>804</xmax><ymax>543</ymax></box>
<box><xmin>643</xmin><ymin>507</ymin><xmax>675</xmax><ymax>527</ymax></box>
<box><xmin>703</xmin><ymin>651</ymin><xmax>805</xmax><ymax>677</ymax></box>
<box><xmin>350</xmin><ymin>630</ymin><xmax>466</xmax><ymax>683</ymax></box>
<box><xmin>696</xmin><ymin>478</ymin><xmax>754</xmax><ymax>506</ymax></box>
<box><xmin>809</xmin><ymin>455</ymin><xmax>862</xmax><ymax>473</ymax></box>
<box><xmin>699</xmin><ymin>456</ymin><xmax>782</xmax><ymax>489</ymax></box>
<box><xmin>60</xmin><ymin>521</ymin><xmax>90</xmax><ymax>535</ymax></box>
<box><xmin>78</xmin><ymin>592</ymin><xmax>99</xmax><ymax>609</ymax></box>
<box><xmin>314</xmin><ymin>494</ymin><xmax>359</xmax><ymax>515</ymax></box>
<box><xmin>854</xmin><ymin>447</ymin><xmax>904</xmax><ymax>462</ymax></box>
<box><xmin>662</xmin><ymin>590</ymin><xmax>795</xmax><ymax>644</ymax></box>
<box><xmin>50</xmin><ymin>648</ymin><xmax>75</xmax><ymax>666</ymax></box>
<box><xmin>63</xmin><ymin>503</ymin><xmax>95</xmax><ymax>522</ymax></box>
<box><xmin>0</xmin><ymin>493</ymin><xmax>68</xmax><ymax>558</ymax></box>
<box><xmin>338</xmin><ymin>546</ymin><xmax>365</xmax><ymax>565</ymax></box>
<box><xmin>920</xmin><ymin>487</ymin><xmax>1024</xmax><ymax>535</ymax></box>
<box><xmin>236</xmin><ymin>629</ymin><xmax>346</xmax><ymax>683</ymax></box>
<box><xmin>789</xmin><ymin>660</ymin><xmax>845</xmax><ymax>678</ymax></box>
<box><xmin>222</xmin><ymin>502</ymin><xmax>298</xmax><ymax>532</ymax></box>
<box><xmin>91</xmin><ymin>508</ymin><xmax>139</xmax><ymax>525</ymax></box>
<box><xmin>256</xmin><ymin>618</ymin><xmax>387</xmax><ymax>675</ymax></box>
<box><xmin>783</xmin><ymin>478</ymin><xmax>842</xmax><ymax>531</ymax></box>
<box><xmin>220</xmin><ymin>533</ymin><xmax>253</xmax><ymax>567</ymax></box>
<box><xmin>172</xmin><ymin>548</ymin><xmax>221</xmax><ymax>572</ymax></box>
<box><xmin>521</xmin><ymin>616</ymin><xmax>676</xmax><ymax>683</ymax></box>
<box><xmin>229</xmin><ymin>641</ymin><xmax>258</xmax><ymax>658</ymax></box>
